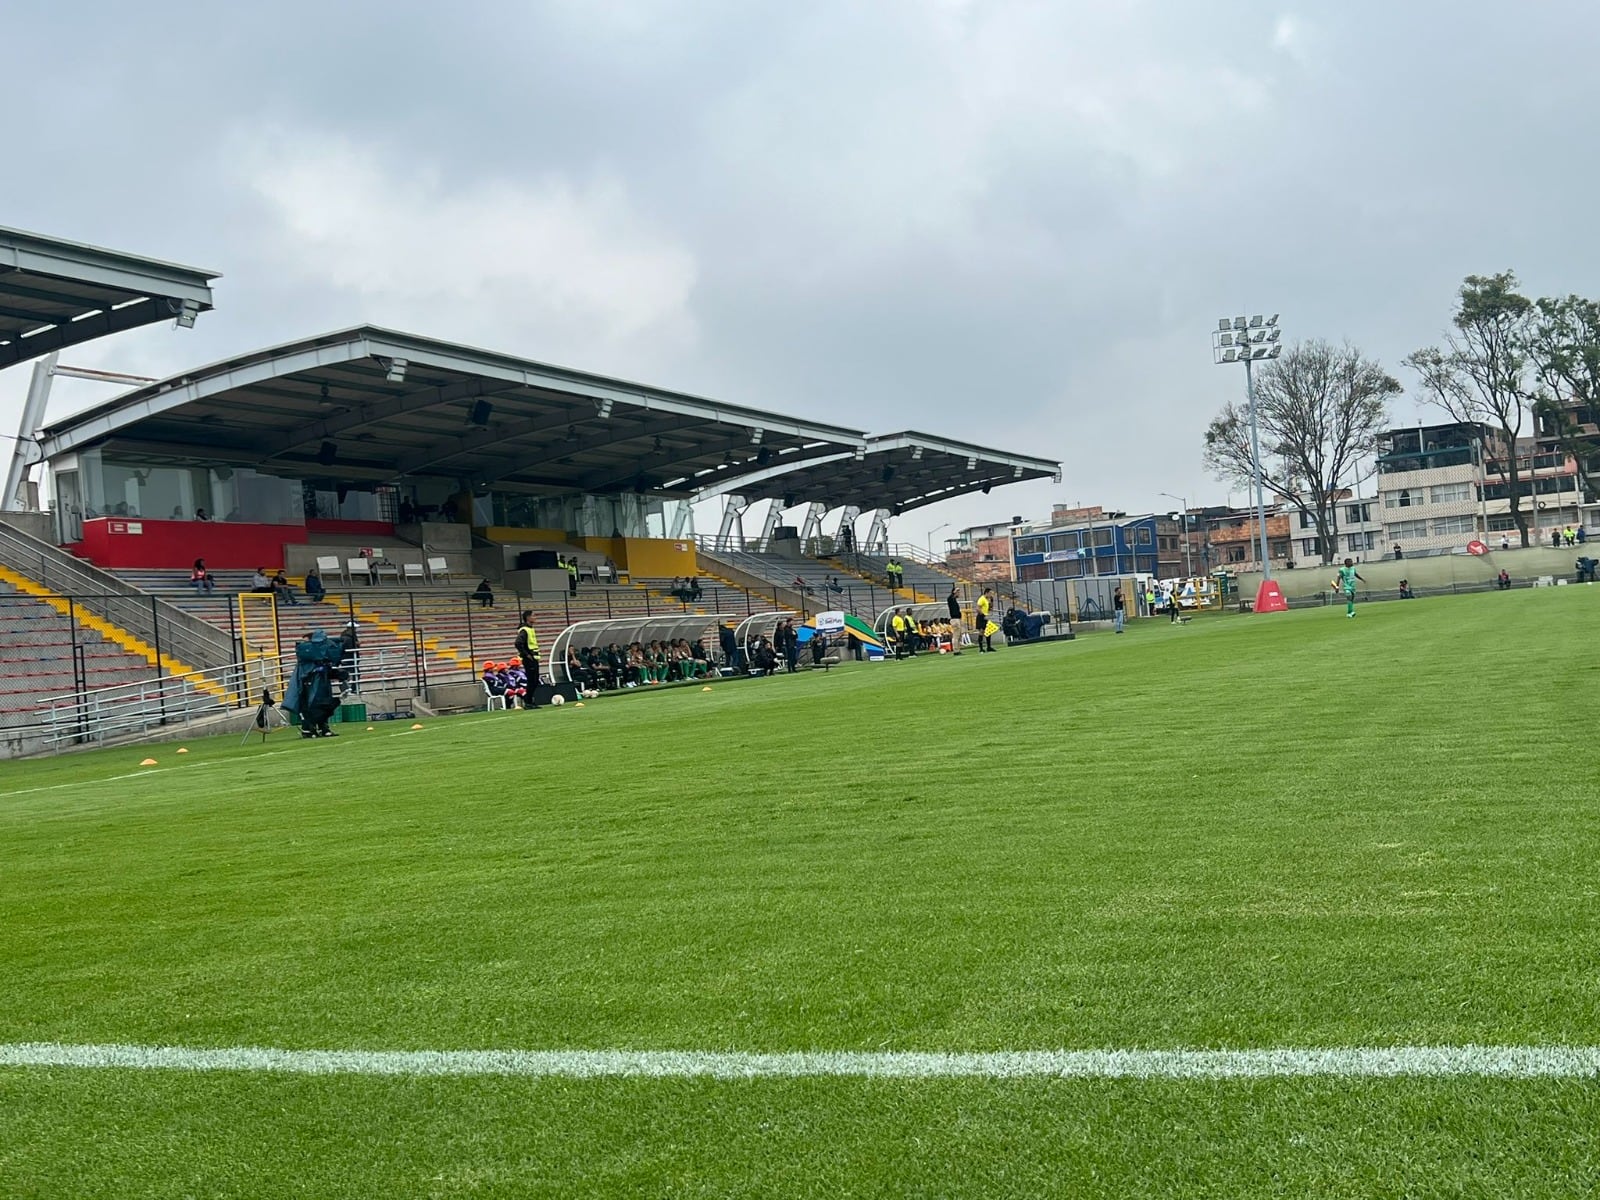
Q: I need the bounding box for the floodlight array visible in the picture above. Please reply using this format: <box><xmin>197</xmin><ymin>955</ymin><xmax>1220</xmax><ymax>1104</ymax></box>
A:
<box><xmin>1212</xmin><ymin>314</ymin><xmax>1282</xmax><ymax>364</ymax></box>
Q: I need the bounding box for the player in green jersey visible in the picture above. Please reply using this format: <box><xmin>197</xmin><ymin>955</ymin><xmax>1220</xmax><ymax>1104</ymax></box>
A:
<box><xmin>1336</xmin><ymin>558</ymin><xmax>1365</xmax><ymax>618</ymax></box>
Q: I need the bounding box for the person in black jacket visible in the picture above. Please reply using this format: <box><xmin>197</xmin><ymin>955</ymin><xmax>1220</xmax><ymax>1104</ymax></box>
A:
<box><xmin>338</xmin><ymin>620</ymin><xmax>361</xmax><ymax>693</ymax></box>
<box><xmin>946</xmin><ymin>585</ymin><xmax>965</xmax><ymax>654</ymax></box>
<box><xmin>718</xmin><ymin>621</ymin><xmax>741</xmax><ymax>671</ymax></box>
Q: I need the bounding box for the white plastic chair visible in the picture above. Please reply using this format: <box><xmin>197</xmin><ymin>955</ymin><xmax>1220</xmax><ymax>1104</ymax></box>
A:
<box><xmin>401</xmin><ymin>562</ymin><xmax>425</xmax><ymax>585</ymax></box>
<box><xmin>482</xmin><ymin>680</ymin><xmax>506</xmax><ymax>711</ymax></box>
<box><xmin>346</xmin><ymin>557</ymin><xmax>372</xmax><ymax>586</ymax></box>
<box><xmin>426</xmin><ymin>556</ymin><xmax>449</xmax><ymax>582</ymax></box>
<box><xmin>315</xmin><ymin>555</ymin><xmax>345</xmax><ymax>584</ymax></box>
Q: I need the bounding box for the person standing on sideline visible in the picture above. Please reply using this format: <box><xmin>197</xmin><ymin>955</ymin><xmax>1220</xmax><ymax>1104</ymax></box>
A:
<box><xmin>1500</xmin><ymin>532</ymin><xmax>1510</xmax><ymax>551</ymax></box>
<box><xmin>976</xmin><ymin>587</ymin><xmax>996</xmax><ymax>652</ymax></box>
<box><xmin>1337</xmin><ymin>558</ymin><xmax>1366</xmax><ymax>618</ymax></box>
<box><xmin>516</xmin><ymin>610</ymin><xmax>542</xmax><ymax>701</ymax></box>
<box><xmin>946</xmin><ymin>584</ymin><xmax>965</xmax><ymax>654</ymax></box>
<box><xmin>338</xmin><ymin>619</ymin><xmax>361</xmax><ymax>692</ymax></box>
<box><xmin>1112</xmin><ymin>587</ymin><xmax>1125</xmax><ymax>634</ymax></box>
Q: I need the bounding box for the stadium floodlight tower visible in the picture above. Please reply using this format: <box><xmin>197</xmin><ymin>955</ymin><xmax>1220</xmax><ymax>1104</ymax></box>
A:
<box><xmin>1212</xmin><ymin>314</ymin><xmax>1285</xmax><ymax>612</ymax></box>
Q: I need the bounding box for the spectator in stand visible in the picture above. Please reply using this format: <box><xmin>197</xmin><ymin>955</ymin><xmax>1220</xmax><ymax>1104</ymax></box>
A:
<box><xmin>190</xmin><ymin>558</ymin><xmax>216</xmax><ymax>594</ymax></box>
<box><xmin>1551</xmin><ymin>527</ymin><xmax>1562</xmax><ymax>549</ymax></box>
<box><xmin>1501</xmin><ymin>532</ymin><xmax>1511</xmax><ymax>551</ymax></box>
<box><xmin>1497</xmin><ymin>569</ymin><xmax>1512</xmax><ymax>590</ymax></box>
<box><xmin>688</xmin><ymin>576</ymin><xmax>704</xmax><ymax>602</ymax></box>
<box><xmin>271</xmin><ymin>569</ymin><xmax>301</xmax><ymax>606</ymax></box>
<box><xmin>563</xmin><ymin>556</ymin><xmax>580</xmax><ymax>595</ymax></box>
<box><xmin>195</xmin><ymin>508</ymin><xmax>210</xmax><ymax>521</ymax></box>
<box><xmin>251</xmin><ymin>566</ymin><xmax>272</xmax><ymax>592</ymax></box>
<box><xmin>1393</xmin><ymin>543</ymin><xmax>1404</xmax><ymax>560</ymax></box>
<box><xmin>1398</xmin><ymin>579</ymin><xmax>1416</xmax><ymax>600</ymax></box>
<box><xmin>304</xmin><ymin>563</ymin><xmax>326</xmax><ymax>603</ymax></box>
<box><xmin>473</xmin><ymin>578</ymin><xmax>495</xmax><ymax>608</ymax></box>
<box><xmin>791</xmin><ymin>574</ymin><xmax>811</xmax><ymax>594</ymax></box>
<box><xmin>827</xmin><ymin>574</ymin><xmax>844</xmax><ymax>594</ymax></box>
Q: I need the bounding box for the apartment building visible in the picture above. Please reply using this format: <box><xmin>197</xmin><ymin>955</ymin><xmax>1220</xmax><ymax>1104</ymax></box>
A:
<box><xmin>1376</xmin><ymin>421</ymin><xmax>1592</xmax><ymax>553</ymax></box>
<box><xmin>1012</xmin><ymin>509</ymin><xmax>1184</xmax><ymax>581</ymax></box>
<box><xmin>1292</xmin><ymin>491</ymin><xmax>1384</xmax><ymax>563</ymax></box>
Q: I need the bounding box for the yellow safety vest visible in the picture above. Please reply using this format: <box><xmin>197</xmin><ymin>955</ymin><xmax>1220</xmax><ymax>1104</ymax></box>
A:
<box><xmin>519</xmin><ymin>625</ymin><xmax>540</xmax><ymax>653</ymax></box>
<box><xmin>566</xmin><ymin>562</ymin><xmax>578</xmax><ymax>578</ymax></box>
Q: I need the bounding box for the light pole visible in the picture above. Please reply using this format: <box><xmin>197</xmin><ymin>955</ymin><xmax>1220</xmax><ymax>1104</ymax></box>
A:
<box><xmin>1212</xmin><ymin>314</ymin><xmax>1282</xmax><ymax>580</ymax></box>
<box><xmin>926</xmin><ymin>522</ymin><xmax>950</xmax><ymax>559</ymax></box>
<box><xmin>1159</xmin><ymin>492</ymin><xmax>1191</xmax><ymax>576</ymax></box>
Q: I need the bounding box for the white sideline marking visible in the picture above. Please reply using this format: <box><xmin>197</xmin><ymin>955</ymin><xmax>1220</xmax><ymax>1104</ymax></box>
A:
<box><xmin>2</xmin><ymin>1043</ymin><xmax>1599</xmax><ymax>1080</ymax></box>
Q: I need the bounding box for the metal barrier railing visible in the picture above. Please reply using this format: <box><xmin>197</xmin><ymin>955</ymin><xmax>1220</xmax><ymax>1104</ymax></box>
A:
<box><xmin>34</xmin><ymin>644</ymin><xmax>420</xmax><ymax>748</ymax></box>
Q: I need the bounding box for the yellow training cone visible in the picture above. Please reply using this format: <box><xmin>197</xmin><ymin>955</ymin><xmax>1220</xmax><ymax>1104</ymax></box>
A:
<box><xmin>139</xmin><ymin>758</ymin><xmax>158</xmax><ymax>766</ymax></box>
<box><xmin>367</xmin><ymin>726</ymin><xmax>375</xmax><ymax>732</ymax></box>
<box><xmin>410</xmin><ymin>723</ymin><xmax>424</xmax><ymax>730</ymax></box>
<box><xmin>176</xmin><ymin>747</ymin><xmax>189</xmax><ymax>754</ymax></box>
<box><xmin>573</xmin><ymin>702</ymin><xmax>585</xmax><ymax>708</ymax></box>
<box><xmin>702</xmin><ymin>685</ymin><xmax>713</xmax><ymax>691</ymax></box>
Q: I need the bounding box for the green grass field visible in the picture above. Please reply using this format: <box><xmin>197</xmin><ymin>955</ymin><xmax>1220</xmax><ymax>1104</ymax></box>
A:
<box><xmin>4</xmin><ymin>588</ymin><xmax>1600</xmax><ymax>1197</ymax></box>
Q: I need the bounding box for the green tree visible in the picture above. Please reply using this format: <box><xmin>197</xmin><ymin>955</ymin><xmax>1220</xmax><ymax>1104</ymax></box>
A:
<box><xmin>1527</xmin><ymin>294</ymin><xmax>1600</xmax><ymax>509</ymax></box>
<box><xmin>1203</xmin><ymin>340</ymin><xmax>1399</xmax><ymax>565</ymax></box>
<box><xmin>1405</xmin><ymin>272</ymin><xmax>1535</xmax><ymax>546</ymax></box>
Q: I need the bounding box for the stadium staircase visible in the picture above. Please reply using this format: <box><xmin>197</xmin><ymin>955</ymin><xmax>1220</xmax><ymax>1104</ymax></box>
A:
<box><xmin>113</xmin><ymin>569</ymin><xmax>469</xmax><ymax>685</ymax></box>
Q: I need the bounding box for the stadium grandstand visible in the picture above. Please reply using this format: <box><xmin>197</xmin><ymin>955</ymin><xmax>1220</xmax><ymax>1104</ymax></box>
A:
<box><xmin>0</xmin><ymin>229</ymin><xmax>1059</xmax><ymax>756</ymax></box>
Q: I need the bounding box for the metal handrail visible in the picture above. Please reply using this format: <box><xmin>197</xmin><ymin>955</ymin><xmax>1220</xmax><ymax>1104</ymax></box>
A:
<box><xmin>0</xmin><ymin>519</ymin><xmax>233</xmax><ymax>669</ymax></box>
<box><xmin>35</xmin><ymin>645</ymin><xmax>417</xmax><ymax>748</ymax></box>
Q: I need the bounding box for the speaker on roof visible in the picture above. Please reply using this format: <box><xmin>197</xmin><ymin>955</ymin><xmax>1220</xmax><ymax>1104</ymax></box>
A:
<box><xmin>317</xmin><ymin>441</ymin><xmax>338</xmax><ymax>466</ymax></box>
<box><xmin>469</xmin><ymin>399</ymin><xmax>493</xmax><ymax>427</ymax></box>
<box><xmin>756</xmin><ymin>447</ymin><xmax>772</xmax><ymax>467</ymax></box>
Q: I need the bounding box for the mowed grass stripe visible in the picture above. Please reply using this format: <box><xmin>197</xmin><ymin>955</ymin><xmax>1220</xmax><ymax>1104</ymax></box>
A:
<box><xmin>8</xmin><ymin>1041</ymin><xmax>1600</xmax><ymax>1079</ymax></box>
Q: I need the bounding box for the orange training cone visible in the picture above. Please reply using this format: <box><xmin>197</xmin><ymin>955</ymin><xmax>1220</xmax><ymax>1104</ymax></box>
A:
<box><xmin>139</xmin><ymin>758</ymin><xmax>158</xmax><ymax>766</ymax></box>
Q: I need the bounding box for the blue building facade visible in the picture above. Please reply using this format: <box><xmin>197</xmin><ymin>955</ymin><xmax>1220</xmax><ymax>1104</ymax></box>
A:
<box><xmin>1012</xmin><ymin>514</ymin><xmax>1172</xmax><ymax>582</ymax></box>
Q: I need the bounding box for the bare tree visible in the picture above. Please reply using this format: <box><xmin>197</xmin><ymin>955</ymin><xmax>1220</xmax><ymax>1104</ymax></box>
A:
<box><xmin>1405</xmin><ymin>272</ymin><xmax>1535</xmax><ymax>546</ymax></box>
<box><xmin>1203</xmin><ymin>340</ymin><xmax>1398</xmax><ymax>565</ymax></box>
<box><xmin>1527</xmin><ymin>293</ymin><xmax>1600</xmax><ymax>502</ymax></box>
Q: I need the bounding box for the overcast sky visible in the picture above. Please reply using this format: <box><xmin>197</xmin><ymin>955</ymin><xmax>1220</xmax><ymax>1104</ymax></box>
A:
<box><xmin>4</xmin><ymin>0</ymin><xmax>1599</xmax><ymax>549</ymax></box>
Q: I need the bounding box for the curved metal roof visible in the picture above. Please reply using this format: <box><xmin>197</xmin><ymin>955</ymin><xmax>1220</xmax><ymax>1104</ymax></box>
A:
<box><xmin>0</xmin><ymin>226</ymin><xmax>217</xmax><ymax>369</ymax></box>
<box><xmin>694</xmin><ymin>431</ymin><xmax>1060</xmax><ymax>514</ymax></box>
<box><xmin>37</xmin><ymin>326</ymin><xmax>866</xmax><ymax>498</ymax></box>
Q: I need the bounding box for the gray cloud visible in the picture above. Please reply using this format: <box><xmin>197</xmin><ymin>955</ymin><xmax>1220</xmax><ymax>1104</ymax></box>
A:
<box><xmin>4</xmin><ymin>0</ymin><xmax>1598</xmax><ymax>547</ymax></box>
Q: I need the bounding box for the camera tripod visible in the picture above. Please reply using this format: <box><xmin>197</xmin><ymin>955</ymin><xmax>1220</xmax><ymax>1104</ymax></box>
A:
<box><xmin>240</xmin><ymin>688</ymin><xmax>290</xmax><ymax>744</ymax></box>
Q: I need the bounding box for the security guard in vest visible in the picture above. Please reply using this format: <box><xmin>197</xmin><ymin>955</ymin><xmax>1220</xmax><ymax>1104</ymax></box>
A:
<box><xmin>515</xmin><ymin>610</ymin><xmax>542</xmax><ymax>703</ymax></box>
<box><xmin>564</xmin><ymin>557</ymin><xmax>579</xmax><ymax>595</ymax></box>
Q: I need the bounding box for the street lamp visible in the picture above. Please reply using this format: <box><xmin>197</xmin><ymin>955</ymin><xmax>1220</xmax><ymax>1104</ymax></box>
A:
<box><xmin>926</xmin><ymin>522</ymin><xmax>951</xmax><ymax>558</ymax></box>
<box><xmin>1212</xmin><ymin>314</ymin><xmax>1282</xmax><ymax>581</ymax></box>
<box><xmin>1159</xmin><ymin>492</ymin><xmax>1191</xmax><ymax>576</ymax></box>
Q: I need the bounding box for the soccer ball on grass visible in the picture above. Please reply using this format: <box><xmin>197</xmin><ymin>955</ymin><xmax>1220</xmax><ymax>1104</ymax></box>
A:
<box><xmin>551</xmin><ymin>693</ymin><xmax>566</xmax><ymax>706</ymax></box>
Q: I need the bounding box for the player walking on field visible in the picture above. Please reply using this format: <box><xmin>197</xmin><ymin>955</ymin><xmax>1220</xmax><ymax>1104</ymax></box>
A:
<box><xmin>1336</xmin><ymin>558</ymin><xmax>1365</xmax><ymax>618</ymax></box>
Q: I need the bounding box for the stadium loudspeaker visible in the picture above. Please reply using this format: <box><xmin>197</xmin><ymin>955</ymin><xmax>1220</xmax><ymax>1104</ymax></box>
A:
<box><xmin>756</xmin><ymin>447</ymin><xmax>772</xmax><ymax>467</ymax></box>
<box><xmin>469</xmin><ymin>399</ymin><xmax>493</xmax><ymax>426</ymax></box>
<box><xmin>317</xmin><ymin>441</ymin><xmax>338</xmax><ymax>466</ymax></box>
